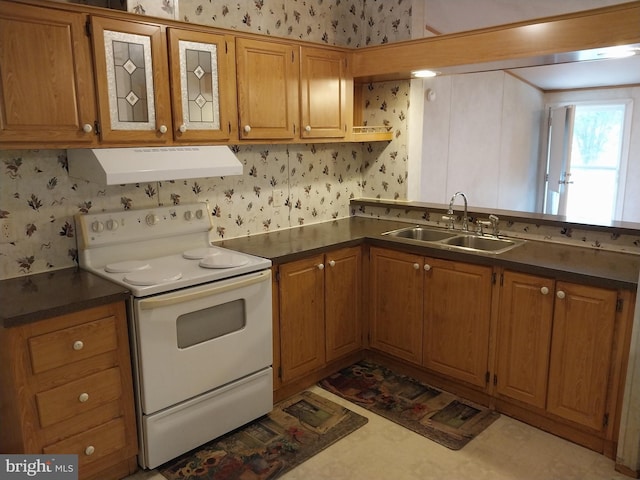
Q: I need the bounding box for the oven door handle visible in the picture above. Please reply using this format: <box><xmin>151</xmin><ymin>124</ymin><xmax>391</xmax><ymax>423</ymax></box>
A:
<box><xmin>139</xmin><ymin>270</ymin><xmax>271</xmax><ymax>310</ymax></box>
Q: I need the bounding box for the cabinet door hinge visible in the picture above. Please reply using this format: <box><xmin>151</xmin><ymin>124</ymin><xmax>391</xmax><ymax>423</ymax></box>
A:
<box><xmin>278</xmin><ymin>366</ymin><xmax>282</xmax><ymax>379</ymax></box>
<box><xmin>94</xmin><ymin>121</ymin><xmax>101</xmax><ymax>135</ymax></box>
<box><xmin>500</xmin><ymin>273</ymin><xmax>504</xmax><ymax>286</ymax></box>
<box><xmin>493</xmin><ymin>374</ymin><xmax>498</xmax><ymax>386</ymax></box>
<box><xmin>291</xmin><ymin>51</ymin><xmax>294</xmax><ymax>63</ymax></box>
<box><xmin>228</xmin><ymin>121</ymin><xmax>231</xmax><ymax>134</ymax></box>
<box><xmin>275</xmin><ymin>271</ymin><xmax>280</xmax><ymax>283</ymax></box>
<box><xmin>485</xmin><ymin>371</ymin><xmax>490</xmax><ymax>384</ymax></box>
<box><xmin>491</xmin><ymin>272</ymin><xmax>497</xmax><ymax>285</ymax></box>
<box><xmin>603</xmin><ymin>413</ymin><xmax>609</xmax><ymax>427</ymax></box>
<box><xmin>85</xmin><ymin>19</ymin><xmax>92</xmax><ymax>37</ymax></box>
<box><xmin>225</xmin><ymin>40</ymin><xmax>228</xmax><ymax>54</ymax></box>
<box><xmin>616</xmin><ymin>298</ymin><xmax>624</xmax><ymax>312</ymax></box>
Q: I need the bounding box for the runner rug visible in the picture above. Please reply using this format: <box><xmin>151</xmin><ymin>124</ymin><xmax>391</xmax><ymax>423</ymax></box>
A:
<box><xmin>319</xmin><ymin>360</ymin><xmax>499</xmax><ymax>450</ymax></box>
<box><xmin>159</xmin><ymin>390</ymin><xmax>368</xmax><ymax>480</ymax></box>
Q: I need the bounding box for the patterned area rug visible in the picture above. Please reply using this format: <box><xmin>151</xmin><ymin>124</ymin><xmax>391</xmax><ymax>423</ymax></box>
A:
<box><xmin>159</xmin><ymin>390</ymin><xmax>367</xmax><ymax>480</ymax></box>
<box><xmin>319</xmin><ymin>361</ymin><xmax>499</xmax><ymax>450</ymax></box>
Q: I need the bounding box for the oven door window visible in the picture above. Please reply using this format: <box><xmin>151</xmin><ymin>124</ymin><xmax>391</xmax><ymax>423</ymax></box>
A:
<box><xmin>176</xmin><ymin>299</ymin><xmax>246</xmax><ymax>348</ymax></box>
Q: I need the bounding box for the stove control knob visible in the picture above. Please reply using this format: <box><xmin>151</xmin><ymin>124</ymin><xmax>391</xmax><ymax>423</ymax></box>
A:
<box><xmin>195</xmin><ymin>209</ymin><xmax>204</xmax><ymax>219</ymax></box>
<box><xmin>106</xmin><ymin>219</ymin><xmax>118</xmax><ymax>231</ymax></box>
<box><xmin>184</xmin><ymin>210</ymin><xmax>193</xmax><ymax>221</ymax></box>
<box><xmin>145</xmin><ymin>214</ymin><xmax>159</xmax><ymax>226</ymax></box>
<box><xmin>91</xmin><ymin>221</ymin><xmax>104</xmax><ymax>233</ymax></box>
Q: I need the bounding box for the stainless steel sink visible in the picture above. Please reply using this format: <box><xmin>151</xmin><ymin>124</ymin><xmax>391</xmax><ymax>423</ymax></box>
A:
<box><xmin>383</xmin><ymin>226</ymin><xmax>459</xmax><ymax>242</ymax></box>
<box><xmin>439</xmin><ymin>234</ymin><xmax>521</xmax><ymax>254</ymax></box>
<box><xmin>382</xmin><ymin>225</ymin><xmax>523</xmax><ymax>254</ymax></box>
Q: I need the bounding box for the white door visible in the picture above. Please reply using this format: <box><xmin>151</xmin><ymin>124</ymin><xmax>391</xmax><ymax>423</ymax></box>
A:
<box><xmin>543</xmin><ymin>105</ymin><xmax>574</xmax><ymax>216</ymax></box>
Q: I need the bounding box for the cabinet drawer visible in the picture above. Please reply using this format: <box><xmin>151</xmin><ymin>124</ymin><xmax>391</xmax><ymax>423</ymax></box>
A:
<box><xmin>42</xmin><ymin>417</ymin><xmax>127</xmax><ymax>468</ymax></box>
<box><xmin>29</xmin><ymin>316</ymin><xmax>118</xmax><ymax>374</ymax></box>
<box><xmin>36</xmin><ymin>368</ymin><xmax>122</xmax><ymax>428</ymax></box>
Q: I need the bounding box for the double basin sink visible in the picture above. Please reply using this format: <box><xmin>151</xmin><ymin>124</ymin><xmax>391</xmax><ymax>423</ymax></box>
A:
<box><xmin>382</xmin><ymin>226</ymin><xmax>523</xmax><ymax>254</ymax></box>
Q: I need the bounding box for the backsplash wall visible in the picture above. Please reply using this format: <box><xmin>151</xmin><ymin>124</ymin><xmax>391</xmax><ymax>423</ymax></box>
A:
<box><xmin>0</xmin><ymin>0</ymin><xmax>413</xmax><ymax>279</ymax></box>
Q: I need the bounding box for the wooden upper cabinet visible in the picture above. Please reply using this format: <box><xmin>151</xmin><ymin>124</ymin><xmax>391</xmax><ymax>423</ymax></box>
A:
<box><xmin>495</xmin><ymin>271</ymin><xmax>555</xmax><ymax>409</ymax></box>
<box><xmin>0</xmin><ymin>1</ymin><xmax>97</xmax><ymax>147</ymax></box>
<box><xmin>422</xmin><ymin>258</ymin><xmax>493</xmax><ymax>388</ymax></box>
<box><xmin>90</xmin><ymin>16</ymin><xmax>172</xmax><ymax>144</ymax></box>
<box><xmin>167</xmin><ymin>28</ymin><xmax>237</xmax><ymax>142</ymax></box>
<box><xmin>299</xmin><ymin>47</ymin><xmax>347</xmax><ymax>139</ymax></box>
<box><xmin>546</xmin><ymin>282</ymin><xmax>618</xmax><ymax>431</ymax></box>
<box><xmin>236</xmin><ymin>38</ymin><xmax>299</xmax><ymax>140</ymax></box>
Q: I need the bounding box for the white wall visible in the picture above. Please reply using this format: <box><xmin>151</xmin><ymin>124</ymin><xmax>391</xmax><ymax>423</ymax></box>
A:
<box><xmin>417</xmin><ymin>71</ymin><xmax>544</xmax><ymax>209</ymax></box>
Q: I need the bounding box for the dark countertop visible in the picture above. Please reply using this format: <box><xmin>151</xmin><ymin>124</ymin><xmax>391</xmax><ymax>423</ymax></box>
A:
<box><xmin>216</xmin><ymin>217</ymin><xmax>640</xmax><ymax>290</ymax></box>
<box><xmin>1</xmin><ymin>267</ymin><xmax>130</xmax><ymax>328</ymax></box>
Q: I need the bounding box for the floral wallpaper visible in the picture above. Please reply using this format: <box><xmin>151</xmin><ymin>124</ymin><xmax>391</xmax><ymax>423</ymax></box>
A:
<box><xmin>0</xmin><ymin>0</ymin><xmax>413</xmax><ymax>279</ymax></box>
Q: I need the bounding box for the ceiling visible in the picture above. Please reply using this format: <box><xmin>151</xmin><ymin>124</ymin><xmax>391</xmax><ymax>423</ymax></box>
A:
<box><xmin>422</xmin><ymin>0</ymin><xmax>640</xmax><ymax>90</ymax></box>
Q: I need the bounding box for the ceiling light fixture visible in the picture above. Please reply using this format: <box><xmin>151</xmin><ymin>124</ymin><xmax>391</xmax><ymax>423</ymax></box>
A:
<box><xmin>412</xmin><ymin>69</ymin><xmax>438</xmax><ymax>78</ymax></box>
<box><xmin>594</xmin><ymin>45</ymin><xmax>639</xmax><ymax>60</ymax></box>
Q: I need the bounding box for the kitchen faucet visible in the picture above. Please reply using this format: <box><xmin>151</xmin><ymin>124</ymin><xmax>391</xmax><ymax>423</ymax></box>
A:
<box><xmin>443</xmin><ymin>191</ymin><xmax>469</xmax><ymax>231</ymax></box>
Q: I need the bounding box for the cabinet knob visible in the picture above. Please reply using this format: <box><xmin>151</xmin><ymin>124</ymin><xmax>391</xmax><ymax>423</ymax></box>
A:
<box><xmin>78</xmin><ymin>392</ymin><xmax>89</xmax><ymax>403</ymax></box>
<box><xmin>540</xmin><ymin>286</ymin><xmax>549</xmax><ymax>295</ymax></box>
<box><xmin>413</xmin><ymin>263</ymin><xmax>420</xmax><ymax>270</ymax></box>
<box><xmin>328</xmin><ymin>260</ymin><xmax>336</xmax><ymax>267</ymax></box>
<box><xmin>317</xmin><ymin>263</ymin><xmax>325</xmax><ymax>270</ymax></box>
<box><xmin>84</xmin><ymin>446</ymin><xmax>95</xmax><ymax>456</ymax></box>
<box><xmin>179</xmin><ymin>124</ymin><xmax>187</xmax><ymax>133</ymax></box>
<box><xmin>82</xmin><ymin>123</ymin><xmax>93</xmax><ymax>133</ymax></box>
<box><xmin>243</xmin><ymin>125</ymin><xmax>251</xmax><ymax>133</ymax></box>
<box><xmin>424</xmin><ymin>264</ymin><xmax>431</xmax><ymax>271</ymax></box>
<box><xmin>305</xmin><ymin>125</ymin><xmax>311</xmax><ymax>132</ymax></box>
<box><xmin>73</xmin><ymin>340</ymin><xmax>84</xmax><ymax>351</ymax></box>
<box><xmin>158</xmin><ymin>125</ymin><xmax>168</xmax><ymax>134</ymax></box>
<box><xmin>556</xmin><ymin>290</ymin><xmax>566</xmax><ymax>299</ymax></box>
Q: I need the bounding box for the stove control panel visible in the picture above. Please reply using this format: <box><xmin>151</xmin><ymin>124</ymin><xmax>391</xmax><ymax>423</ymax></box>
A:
<box><xmin>77</xmin><ymin>202</ymin><xmax>213</xmax><ymax>248</ymax></box>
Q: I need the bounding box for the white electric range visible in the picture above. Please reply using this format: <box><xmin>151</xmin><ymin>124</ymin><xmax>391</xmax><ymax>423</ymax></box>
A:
<box><xmin>76</xmin><ymin>202</ymin><xmax>273</xmax><ymax>469</ymax></box>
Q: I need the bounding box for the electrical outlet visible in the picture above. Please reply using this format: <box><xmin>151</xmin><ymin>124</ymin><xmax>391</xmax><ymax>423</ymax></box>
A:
<box><xmin>272</xmin><ymin>189</ymin><xmax>283</xmax><ymax>207</ymax></box>
<box><xmin>0</xmin><ymin>219</ymin><xmax>15</xmax><ymax>244</ymax></box>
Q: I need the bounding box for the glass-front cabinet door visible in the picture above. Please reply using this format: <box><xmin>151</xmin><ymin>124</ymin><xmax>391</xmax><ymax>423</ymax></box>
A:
<box><xmin>91</xmin><ymin>16</ymin><xmax>172</xmax><ymax>144</ymax></box>
<box><xmin>167</xmin><ymin>29</ymin><xmax>237</xmax><ymax>142</ymax></box>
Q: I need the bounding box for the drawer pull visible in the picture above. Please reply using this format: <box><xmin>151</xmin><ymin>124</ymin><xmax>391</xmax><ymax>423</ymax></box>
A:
<box><xmin>78</xmin><ymin>392</ymin><xmax>89</xmax><ymax>403</ymax></box>
<box><xmin>84</xmin><ymin>445</ymin><xmax>95</xmax><ymax>456</ymax></box>
<box><xmin>73</xmin><ymin>340</ymin><xmax>84</xmax><ymax>351</ymax></box>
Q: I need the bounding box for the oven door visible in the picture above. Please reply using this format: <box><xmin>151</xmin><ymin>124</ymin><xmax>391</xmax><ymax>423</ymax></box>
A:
<box><xmin>133</xmin><ymin>269</ymin><xmax>272</xmax><ymax>415</ymax></box>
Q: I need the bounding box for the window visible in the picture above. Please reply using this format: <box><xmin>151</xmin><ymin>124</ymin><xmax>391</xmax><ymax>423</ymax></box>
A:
<box><xmin>543</xmin><ymin>101</ymin><xmax>632</xmax><ymax>223</ymax></box>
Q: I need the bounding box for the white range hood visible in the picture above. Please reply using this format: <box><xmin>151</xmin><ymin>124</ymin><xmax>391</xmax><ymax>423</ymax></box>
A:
<box><xmin>67</xmin><ymin>146</ymin><xmax>243</xmax><ymax>185</ymax></box>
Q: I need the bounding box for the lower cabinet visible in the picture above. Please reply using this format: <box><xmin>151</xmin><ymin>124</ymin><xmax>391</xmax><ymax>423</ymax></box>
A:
<box><xmin>546</xmin><ymin>281</ymin><xmax>618</xmax><ymax>431</ymax></box>
<box><xmin>369</xmin><ymin>247</ymin><xmax>424</xmax><ymax>364</ymax></box>
<box><xmin>368</xmin><ymin>247</ymin><xmax>634</xmax><ymax>455</ymax></box>
<box><xmin>369</xmin><ymin>247</ymin><xmax>492</xmax><ymax>388</ymax></box>
<box><xmin>494</xmin><ymin>270</ymin><xmax>633</xmax><ymax>450</ymax></box>
<box><xmin>494</xmin><ymin>270</ymin><xmax>554</xmax><ymax>409</ymax></box>
<box><xmin>423</xmin><ymin>258</ymin><xmax>492</xmax><ymax>388</ymax></box>
<box><xmin>275</xmin><ymin>246</ymin><xmax>362</xmax><ymax>386</ymax></box>
<box><xmin>0</xmin><ymin>302</ymin><xmax>138</xmax><ymax>480</ymax></box>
